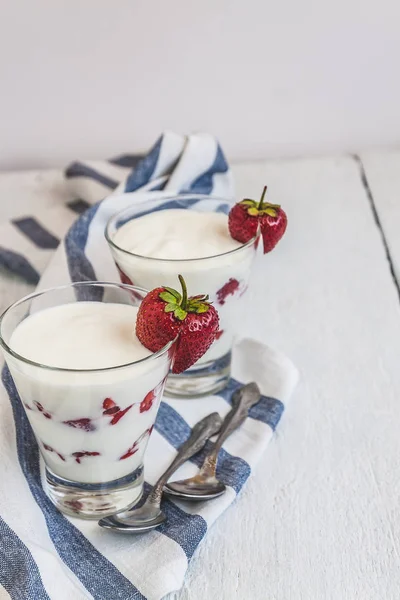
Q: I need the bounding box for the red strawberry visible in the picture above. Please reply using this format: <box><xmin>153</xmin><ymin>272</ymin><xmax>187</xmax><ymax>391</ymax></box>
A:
<box><xmin>228</xmin><ymin>186</ymin><xmax>287</xmax><ymax>253</ymax></box>
<box><xmin>136</xmin><ymin>275</ymin><xmax>219</xmax><ymax>374</ymax></box>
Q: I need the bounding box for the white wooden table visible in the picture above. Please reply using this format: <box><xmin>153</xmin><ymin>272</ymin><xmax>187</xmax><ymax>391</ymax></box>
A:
<box><xmin>1</xmin><ymin>152</ymin><xmax>400</xmax><ymax>600</ymax></box>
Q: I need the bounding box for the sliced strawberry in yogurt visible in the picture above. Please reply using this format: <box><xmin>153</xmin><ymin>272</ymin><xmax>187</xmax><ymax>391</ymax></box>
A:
<box><xmin>42</xmin><ymin>442</ymin><xmax>65</xmax><ymax>462</ymax></box>
<box><xmin>140</xmin><ymin>390</ymin><xmax>156</xmax><ymax>414</ymax></box>
<box><xmin>110</xmin><ymin>404</ymin><xmax>133</xmax><ymax>425</ymax></box>
<box><xmin>119</xmin><ymin>444</ymin><xmax>139</xmax><ymax>460</ymax></box>
<box><xmin>103</xmin><ymin>398</ymin><xmax>116</xmax><ymax>411</ymax></box>
<box><xmin>119</xmin><ymin>427</ymin><xmax>153</xmax><ymax>460</ymax></box>
<box><xmin>64</xmin><ymin>499</ymin><xmax>84</xmax><ymax>512</ymax></box>
<box><xmin>72</xmin><ymin>451</ymin><xmax>100</xmax><ymax>464</ymax></box>
<box><xmin>216</xmin><ymin>278</ymin><xmax>240</xmax><ymax>305</ymax></box>
<box><xmin>63</xmin><ymin>418</ymin><xmax>95</xmax><ymax>432</ymax></box>
<box><xmin>34</xmin><ymin>401</ymin><xmax>52</xmax><ymax>419</ymax></box>
<box><xmin>116</xmin><ymin>266</ymin><xmax>134</xmax><ymax>286</ymax></box>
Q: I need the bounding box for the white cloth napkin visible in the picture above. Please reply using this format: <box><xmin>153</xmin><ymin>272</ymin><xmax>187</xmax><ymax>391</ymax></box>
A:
<box><xmin>0</xmin><ymin>132</ymin><xmax>298</xmax><ymax>600</ymax></box>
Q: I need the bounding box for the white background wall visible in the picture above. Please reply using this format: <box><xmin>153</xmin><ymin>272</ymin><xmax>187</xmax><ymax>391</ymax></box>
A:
<box><xmin>0</xmin><ymin>0</ymin><xmax>399</xmax><ymax>171</ymax></box>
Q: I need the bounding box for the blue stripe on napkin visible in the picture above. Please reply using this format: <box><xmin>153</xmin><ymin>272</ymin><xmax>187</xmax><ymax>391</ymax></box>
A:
<box><xmin>137</xmin><ymin>483</ymin><xmax>207</xmax><ymax>560</ymax></box>
<box><xmin>188</xmin><ymin>145</ymin><xmax>230</xmax><ymax>195</ymax></box>
<box><xmin>64</xmin><ymin>205</ymin><xmax>102</xmax><ymax>297</ymax></box>
<box><xmin>67</xmin><ymin>199</ymin><xmax>91</xmax><ymax>215</ymax></box>
<box><xmin>109</xmin><ymin>154</ymin><xmax>144</xmax><ymax>168</ymax></box>
<box><xmin>65</xmin><ymin>163</ymin><xmax>119</xmax><ymax>190</ymax></box>
<box><xmin>1</xmin><ymin>366</ymin><xmax>146</xmax><ymax>600</ymax></box>
<box><xmin>124</xmin><ymin>137</ymin><xmax>162</xmax><ymax>193</ymax></box>
<box><xmin>0</xmin><ymin>516</ymin><xmax>50</xmax><ymax>600</ymax></box>
<box><xmin>0</xmin><ymin>247</ymin><xmax>40</xmax><ymax>284</ymax></box>
<box><xmin>13</xmin><ymin>217</ymin><xmax>60</xmax><ymax>250</ymax></box>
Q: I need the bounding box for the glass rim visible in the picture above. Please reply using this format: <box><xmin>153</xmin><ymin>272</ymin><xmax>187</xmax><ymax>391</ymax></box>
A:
<box><xmin>104</xmin><ymin>193</ymin><xmax>259</xmax><ymax>263</ymax></box>
<box><xmin>0</xmin><ymin>281</ymin><xmax>175</xmax><ymax>373</ymax></box>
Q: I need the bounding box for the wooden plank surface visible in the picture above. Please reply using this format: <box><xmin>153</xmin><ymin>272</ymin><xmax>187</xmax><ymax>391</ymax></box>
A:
<box><xmin>1</xmin><ymin>155</ymin><xmax>400</xmax><ymax>600</ymax></box>
<box><xmin>361</xmin><ymin>150</ymin><xmax>400</xmax><ymax>287</ymax></box>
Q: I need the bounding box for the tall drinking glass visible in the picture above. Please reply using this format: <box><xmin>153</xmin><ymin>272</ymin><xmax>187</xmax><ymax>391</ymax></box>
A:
<box><xmin>0</xmin><ymin>282</ymin><xmax>173</xmax><ymax>519</ymax></box>
<box><xmin>105</xmin><ymin>196</ymin><xmax>259</xmax><ymax>398</ymax></box>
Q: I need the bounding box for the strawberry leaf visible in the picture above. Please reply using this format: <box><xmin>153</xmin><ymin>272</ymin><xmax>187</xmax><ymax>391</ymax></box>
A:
<box><xmin>164</xmin><ymin>303</ymin><xmax>176</xmax><ymax>312</ymax></box>
<box><xmin>174</xmin><ymin>307</ymin><xmax>187</xmax><ymax>321</ymax></box>
<box><xmin>263</xmin><ymin>207</ymin><xmax>278</xmax><ymax>217</ymax></box>
<box><xmin>196</xmin><ymin>304</ymin><xmax>209</xmax><ymax>313</ymax></box>
<box><xmin>159</xmin><ymin>291</ymin><xmax>178</xmax><ymax>304</ymax></box>
<box><xmin>164</xmin><ymin>287</ymin><xmax>181</xmax><ymax>300</ymax></box>
<box><xmin>247</xmin><ymin>207</ymin><xmax>259</xmax><ymax>216</ymax></box>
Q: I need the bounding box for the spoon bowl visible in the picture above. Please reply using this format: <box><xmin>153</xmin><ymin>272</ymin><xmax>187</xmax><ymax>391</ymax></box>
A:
<box><xmin>99</xmin><ymin>507</ymin><xmax>166</xmax><ymax>533</ymax></box>
<box><xmin>164</xmin><ymin>476</ymin><xmax>226</xmax><ymax>501</ymax></box>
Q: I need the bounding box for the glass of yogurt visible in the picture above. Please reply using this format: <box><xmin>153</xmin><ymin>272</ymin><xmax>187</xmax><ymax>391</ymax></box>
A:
<box><xmin>0</xmin><ymin>282</ymin><xmax>173</xmax><ymax>519</ymax></box>
<box><xmin>105</xmin><ymin>195</ymin><xmax>259</xmax><ymax>398</ymax></box>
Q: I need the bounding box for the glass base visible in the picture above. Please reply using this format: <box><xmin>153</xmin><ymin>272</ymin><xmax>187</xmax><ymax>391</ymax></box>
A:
<box><xmin>45</xmin><ymin>465</ymin><xmax>144</xmax><ymax>519</ymax></box>
<box><xmin>165</xmin><ymin>352</ymin><xmax>231</xmax><ymax>399</ymax></box>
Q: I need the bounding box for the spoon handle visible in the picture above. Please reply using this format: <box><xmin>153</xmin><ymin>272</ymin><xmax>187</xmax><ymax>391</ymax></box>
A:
<box><xmin>147</xmin><ymin>412</ymin><xmax>222</xmax><ymax>505</ymax></box>
<box><xmin>200</xmin><ymin>382</ymin><xmax>261</xmax><ymax>477</ymax></box>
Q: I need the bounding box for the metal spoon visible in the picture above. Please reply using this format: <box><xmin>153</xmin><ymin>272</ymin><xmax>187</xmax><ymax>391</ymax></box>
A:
<box><xmin>164</xmin><ymin>382</ymin><xmax>261</xmax><ymax>501</ymax></box>
<box><xmin>98</xmin><ymin>411</ymin><xmax>222</xmax><ymax>533</ymax></box>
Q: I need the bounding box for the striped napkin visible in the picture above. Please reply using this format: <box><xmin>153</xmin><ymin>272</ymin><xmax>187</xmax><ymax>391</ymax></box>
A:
<box><xmin>0</xmin><ymin>132</ymin><xmax>298</xmax><ymax>600</ymax></box>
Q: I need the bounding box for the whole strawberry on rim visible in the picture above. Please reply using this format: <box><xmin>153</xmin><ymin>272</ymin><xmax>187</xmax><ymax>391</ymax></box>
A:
<box><xmin>136</xmin><ymin>275</ymin><xmax>219</xmax><ymax>374</ymax></box>
<box><xmin>228</xmin><ymin>185</ymin><xmax>287</xmax><ymax>253</ymax></box>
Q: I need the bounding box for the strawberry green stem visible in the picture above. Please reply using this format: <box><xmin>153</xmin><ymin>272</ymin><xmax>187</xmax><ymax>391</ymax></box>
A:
<box><xmin>257</xmin><ymin>186</ymin><xmax>267</xmax><ymax>210</ymax></box>
<box><xmin>178</xmin><ymin>274</ymin><xmax>188</xmax><ymax>310</ymax></box>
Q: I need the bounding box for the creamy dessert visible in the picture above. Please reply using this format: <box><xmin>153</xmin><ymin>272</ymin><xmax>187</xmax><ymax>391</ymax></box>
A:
<box><xmin>7</xmin><ymin>302</ymin><xmax>169</xmax><ymax>485</ymax></box>
<box><xmin>111</xmin><ymin>209</ymin><xmax>257</xmax><ymax>364</ymax></box>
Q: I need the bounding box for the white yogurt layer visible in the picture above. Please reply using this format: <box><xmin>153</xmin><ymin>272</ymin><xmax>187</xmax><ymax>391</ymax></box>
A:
<box><xmin>113</xmin><ymin>209</ymin><xmax>242</xmax><ymax>260</ymax></box>
<box><xmin>6</xmin><ymin>302</ymin><xmax>170</xmax><ymax>484</ymax></box>
<box><xmin>111</xmin><ymin>209</ymin><xmax>257</xmax><ymax>364</ymax></box>
<box><xmin>10</xmin><ymin>303</ymin><xmax>152</xmax><ymax>369</ymax></box>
